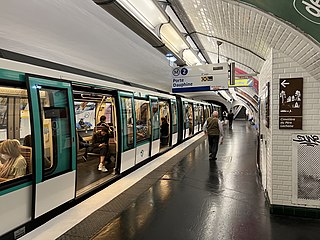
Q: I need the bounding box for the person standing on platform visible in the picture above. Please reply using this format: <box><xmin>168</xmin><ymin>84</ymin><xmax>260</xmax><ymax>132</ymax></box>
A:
<box><xmin>227</xmin><ymin>110</ymin><xmax>234</xmax><ymax>129</ymax></box>
<box><xmin>203</xmin><ymin>111</ymin><xmax>224</xmax><ymax>160</ymax></box>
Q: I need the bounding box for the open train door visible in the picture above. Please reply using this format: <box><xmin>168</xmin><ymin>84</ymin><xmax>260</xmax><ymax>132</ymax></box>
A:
<box><xmin>27</xmin><ymin>75</ymin><xmax>76</xmax><ymax>218</ymax></box>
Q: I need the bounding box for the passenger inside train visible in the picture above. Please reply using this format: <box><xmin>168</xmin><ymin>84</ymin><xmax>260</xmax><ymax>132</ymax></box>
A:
<box><xmin>88</xmin><ymin>126</ymin><xmax>110</xmax><ymax>172</ymax></box>
<box><xmin>97</xmin><ymin>115</ymin><xmax>109</xmax><ymax>128</ymax></box>
<box><xmin>0</xmin><ymin>139</ymin><xmax>26</xmax><ymax>182</ymax></box>
<box><xmin>160</xmin><ymin>117</ymin><xmax>169</xmax><ymax>146</ymax></box>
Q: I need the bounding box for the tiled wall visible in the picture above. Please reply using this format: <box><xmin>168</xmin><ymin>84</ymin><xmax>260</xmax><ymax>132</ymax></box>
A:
<box><xmin>258</xmin><ymin>50</ymin><xmax>273</xmax><ymax>200</ymax></box>
<box><xmin>271</xmin><ymin>49</ymin><xmax>320</xmax><ymax>207</ymax></box>
<box><xmin>260</xmin><ymin>48</ymin><xmax>320</xmax><ymax>207</ymax></box>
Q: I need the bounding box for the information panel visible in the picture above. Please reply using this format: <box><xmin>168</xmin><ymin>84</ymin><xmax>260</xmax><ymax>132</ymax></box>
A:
<box><xmin>279</xmin><ymin>78</ymin><xmax>303</xmax><ymax>129</ymax></box>
<box><xmin>171</xmin><ymin>63</ymin><xmax>228</xmax><ymax>93</ymax></box>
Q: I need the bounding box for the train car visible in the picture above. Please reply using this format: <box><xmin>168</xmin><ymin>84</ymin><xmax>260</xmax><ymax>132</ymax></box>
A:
<box><xmin>177</xmin><ymin>97</ymin><xmax>213</xmax><ymax>140</ymax></box>
<box><xmin>0</xmin><ymin>57</ymin><xmax>211</xmax><ymax>239</ymax></box>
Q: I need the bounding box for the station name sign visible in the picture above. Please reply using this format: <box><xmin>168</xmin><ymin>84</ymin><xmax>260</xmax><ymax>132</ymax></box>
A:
<box><xmin>279</xmin><ymin>77</ymin><xmax>303</xmax><ymax>129</ymax></box>
<box><xmin>171</xmin><ymin>63</ymin><xmax>229</xmax><ymax>93</ymax></box>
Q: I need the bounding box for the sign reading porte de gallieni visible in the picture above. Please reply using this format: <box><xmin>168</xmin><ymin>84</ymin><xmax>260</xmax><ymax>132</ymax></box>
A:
<box><xmin>171</xmin><ymin>63</ymin><xmax>229</xmax><ymax>93</ymax></box>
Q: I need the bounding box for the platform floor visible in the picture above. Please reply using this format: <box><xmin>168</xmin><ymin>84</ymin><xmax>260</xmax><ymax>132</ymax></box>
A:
<box><xmin>24</xmin><ymin>121</ymin><xmax>320</xmax><ymax>240</ymax></box>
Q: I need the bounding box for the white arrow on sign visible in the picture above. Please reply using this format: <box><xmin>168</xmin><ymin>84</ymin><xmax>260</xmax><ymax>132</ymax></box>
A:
<box><xmin>281</xmin><ymin>80</ymin><xmax>289</xmax><ymax>88</ymax></box>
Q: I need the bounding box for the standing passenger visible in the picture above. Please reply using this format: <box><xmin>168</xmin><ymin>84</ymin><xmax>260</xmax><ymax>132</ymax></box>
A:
<box><xmin>203</xmin><ymin>111</ymin><xmax>224</xmax><ymax>160</ymax></box>
<box><xmin>227</xmin><ymin>110</ymin><xmax>234</xmax><ymax>129</ymax></box>
<box><xmin>97</xmin><ymin>115</ymin><xmax>109</xmax><ymax>128</ymax></box>
<box><xmin>160</xmin><ymin>117</ymin><xmax>169</xmax><ymax>146</ymax></box>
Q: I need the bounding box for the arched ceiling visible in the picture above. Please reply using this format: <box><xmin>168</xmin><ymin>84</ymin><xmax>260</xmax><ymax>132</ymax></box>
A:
<box><xmin>0</xmin><ymin>0</ymin><xmax>319</xmax><ymax>111</ymax></box>
<box><xmin>169</xmin><ymin>0</ymin><xmax>320</xmax><ymax>78</ymax></box>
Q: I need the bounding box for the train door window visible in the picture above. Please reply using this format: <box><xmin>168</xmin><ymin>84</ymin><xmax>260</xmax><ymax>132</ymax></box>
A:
<box><xmin>120</xmin><ymin>97</ymin><xmax>134</xmax><ymax>151</ymax></box>
<box><xmin>134</xmin><ymin>99</ymin><xmax>150</xmax><ymax>143</ymax></box>
<box><xmin>194</xmin><ymin>104</ymin><xmax>199</xmax><ymax>130</ymax></box>
<box><xmin>184</xmin><ymin>102</ymin><xmax>189</xmax><ymax>131</ymax></box>
<box><xmin>39</xmin><ymin>88</ymin><xmax>72</xmax><ymax>173</ymax></box>
<box><xmin>96</xmin><ymin>97</ymin><xmax>115</xmax><ymax>137</ymax></box>
<box><xmin>187</xmin><ymin>103</ymin><xmax>194</xmax><ymax>135</ymax></box>
<box><xmin>151</xmin><ymin>99</ymin><xmax>159</xmax><ymax>140</ymax></box>
<box><xmin>0</xmin><ymin>86</ymin><xmax>32</xmax><ymax>183</ymax></box>
<box><xmin>200</xmin><ymin>105</ymin><xmax>204</xmax><ymax>125</ymax></box>
<box><xmin>171</xmin><ymin>101</ymin><xmax>178</xmax><ymax>133</ymax></box>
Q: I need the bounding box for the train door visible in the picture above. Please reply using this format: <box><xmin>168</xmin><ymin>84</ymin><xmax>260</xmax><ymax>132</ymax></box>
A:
<box><xmin>27</xmin><ymin>75</ymin><xmax>76</xmax><ymax>218</ymax></box>
<box><xmin>159</xmin><ymin>99</ymin><xmax>171</xmax><ymax>149</ymax></box>
<box><xmin>118</xmin><ymin>92</ymin><xmax>135</xmax><ymax>172</ymax></box>
<box><xmin>150</xmin><ymin>96</ymin><xmax>160</xmax><ymax>157</ymax></box>
<box><xmin>73</xmin><ymin>90</ymin><xmax>118</xmax><ymax>195</ymax></box>
<box><xmin>0</xmin><ymin>79</ymin><xmax>33</xmax><ymax>237</ymax></box>
<box><xmin>170</xmin><ymin>99</ymin><xmax>178</xmax><ymax>145</ymax></box>
<box><xmin>134</xmin><ymin>97</ymin><xmax>151</xmax><ymax>164</ymax></box>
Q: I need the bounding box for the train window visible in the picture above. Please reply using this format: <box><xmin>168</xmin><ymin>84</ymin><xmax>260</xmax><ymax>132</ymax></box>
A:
<box><xmin>188</xmin><ymin>103</ymin><xmax>194</xmax><ymax>135</ymax></box>
<box><xmin>120</xmin><ymin>97</ymin><xmax>134</xmax><ymax>151</ymax></box>
<box><xmin>75</xmin><ymin>101</ymin><xmax>95</xmax><ymax>130</ymax></box>
<box><xmin>194</xmin><ymin>104</ymin><xmax>199</xmax><ymax>126</ymax></box>
<box><xmin>0</xmin><ymin>87</ymin><xmax>32</xmax><ymax>183</ymax></box>
<box><xmin>171</xmin><ymin>101</ymin><xmax>178</xmax><ymax>133</ymax></box>
<box><xmin>39</xmin><ymin>88</ymin><xmax>72</xmax><ymax>173</ymax></box>
<box><xmin>134</xmin><ymin>99</ymin><xmax>150</xmax><ymax>143</ymax></box>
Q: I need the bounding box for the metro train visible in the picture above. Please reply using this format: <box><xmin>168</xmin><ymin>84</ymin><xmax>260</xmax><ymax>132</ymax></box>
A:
<box><xmin>0</xmin><ymin>56</ymin><xmax>221</xmax><ymax>239</ymax></box>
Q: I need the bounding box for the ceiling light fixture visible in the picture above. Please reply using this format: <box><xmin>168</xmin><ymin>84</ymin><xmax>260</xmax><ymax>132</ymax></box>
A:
<box><xmin>117</xmin><ymin>0</ymin><xmax>201</xmax><ymax>66</ymax></box>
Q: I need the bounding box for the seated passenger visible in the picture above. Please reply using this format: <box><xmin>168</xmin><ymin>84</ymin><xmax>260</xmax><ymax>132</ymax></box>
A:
<box><xmin>23</xmin><ymin>134</ymin><xmax>32</xmax><ymax>147</ymax></box>
<box><xmin>160</xmin><ymin>117</ymin><xmax>169</xmax><ymax>146</ymax></box>
<box><xmin>88</xmin><ymin>127</ymin><xmax>110</xmax><ymax>172</ymax></box>
<box><xmin>23</xmin><ymin>134</ymin><xmax>51</xmax><ymax>169</ymax></box>
<box><xmin>0</xmin><ymin>139</ymin><xmax>26</xmax><ymax>182</ymax></box>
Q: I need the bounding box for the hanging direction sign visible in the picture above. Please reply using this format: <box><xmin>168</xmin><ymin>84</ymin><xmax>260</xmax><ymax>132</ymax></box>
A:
<box><xmin>279</xmin><ymin>78</ymin><xmax>303</xmax><ymax>129</ymax></box>
<box><xmin>229</xmin><ymin>78</ymin><xmax>254</xmax><ymax>87</ymax></box>
<box><xmin>172</xmin><ymin>63</ymin><xmax>229</xmax><ymax>93</ymax></box>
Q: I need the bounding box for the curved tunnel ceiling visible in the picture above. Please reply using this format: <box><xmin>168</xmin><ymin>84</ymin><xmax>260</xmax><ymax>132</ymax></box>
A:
<box><xmin>166</xmin><ymin>0</ymin><xmax>320</xmax><ymax>110</ymax></box>
<box><xmin>170</xmin><ymin>0</ymin><xmax>320</xmax><ymax>79</ymax></box>
<box><xmin>0</xmin><ymin>0</ymin><xmax>319</xmax><ymax>112</ymax></box>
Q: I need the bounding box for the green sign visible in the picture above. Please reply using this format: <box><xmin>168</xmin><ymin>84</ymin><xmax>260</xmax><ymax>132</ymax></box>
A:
<box><xmin>240</xmin><ymin>0</ymin><xmax>320</xmax><ymax>43</ymax></box>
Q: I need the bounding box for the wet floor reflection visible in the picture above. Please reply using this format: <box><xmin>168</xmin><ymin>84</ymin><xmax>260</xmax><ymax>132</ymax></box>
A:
<box><xmin>93</xmin><ymin>121</ymin><xmax>320</xmax><ymax>240</ymax></box>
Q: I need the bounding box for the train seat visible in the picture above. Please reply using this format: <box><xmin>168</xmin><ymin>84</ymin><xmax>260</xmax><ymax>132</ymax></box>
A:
<box><xmin>20</xmin><ymin>146</ymin><xmax>32</xmax><ymax>174</ymax></box>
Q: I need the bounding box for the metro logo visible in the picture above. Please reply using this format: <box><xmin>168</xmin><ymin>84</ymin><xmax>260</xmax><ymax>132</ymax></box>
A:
<box><xmin>294</xmin><ymin>0</ymin><xmax>320</xmax><ymax>24</ymax></box>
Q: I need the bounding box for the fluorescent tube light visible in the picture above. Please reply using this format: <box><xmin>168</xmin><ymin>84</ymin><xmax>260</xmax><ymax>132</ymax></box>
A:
<box><xmin>183</xmin><ymin>49</ymin><xmax>201</xmax><ymax>66</ymax></box>
<box><xmin>160</xmin><ymin>23</ymin><xmax>188</xmax><ymax>53</ymax></box>
<box><xmin>117</xmin><ymin>0</ymin><xmax>168</xmax><ymax>30</ymax></box>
